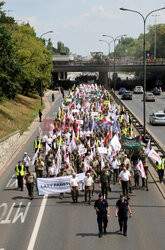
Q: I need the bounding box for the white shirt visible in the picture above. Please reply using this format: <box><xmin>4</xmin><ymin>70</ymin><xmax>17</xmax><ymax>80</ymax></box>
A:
<box><xmin>119</xmin><ymin>170</ymin><xmax>131</xmax><ymax>181</ymax></box>
<box><xmin>47</xmin><ymin>137</ymin><xmax>53</xmax><ymax>145</ymax></box>
<box><xmin>70</xmin><ymin>177</ymin><xmax>79</xmax><ymax>187</ymax></box>
<box><xmin>42</xmin><ymin>135</ymin><xmax>48</xmax><ymax>143</ymax></box>
<box><xmin>84</xmin><ymin>176</ymin><xmax>93</xmax><ymax>186</ymax></box>
<box><xmin>111</xmin><ymin>159</ymin><xmax>120</xmax><ymax>169</ymax></box>
<box><xmin>48</xmin><ymin>166</ymin><xmax>56</xmax><ymax>176</ymax></box>
<box><xmin>23</xmin><ymin>156</ymin><xmax>30</xmax><ymax>166</ymax></box>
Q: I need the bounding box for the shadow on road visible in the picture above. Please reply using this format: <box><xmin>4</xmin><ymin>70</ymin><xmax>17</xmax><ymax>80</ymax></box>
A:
<box><xmin>76</xmin><ymin>230</ymin><xmax>120</xmax><ymax>237</ymax></box>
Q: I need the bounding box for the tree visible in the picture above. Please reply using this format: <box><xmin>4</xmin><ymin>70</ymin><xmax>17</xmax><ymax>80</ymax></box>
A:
<box><xmin>0</xmin><ymin>25</ymin><xmax>20</xmax><ymax>99</ymax></box>
<box><xmin>11</xmin><ymin>23</ymin><xmax>52</xmax><ymax>96</ymax></box>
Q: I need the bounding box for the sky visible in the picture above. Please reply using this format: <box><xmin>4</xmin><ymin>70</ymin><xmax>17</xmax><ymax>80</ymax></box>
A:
<box><xmin>4</xmin><ymin>0</ymin><xmax>165</xmax><ymax>56</ymax></box>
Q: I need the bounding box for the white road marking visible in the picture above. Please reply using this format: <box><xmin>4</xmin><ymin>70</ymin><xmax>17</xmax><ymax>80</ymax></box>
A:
<box><xmin>27</xmin><ymin>194</ymin><xmax>48</xmax><ymax>250</ymax></box>
<box><xmin>12</xmin><ymin>202</ymin><xmax>31</xmax><ymax>223</ymax></box>
<box><xmin>0</xmin><ymin>202</ymin><xmax>31</xmax><ymax>224</ymax></box>
<box><xmin>5</xmin><ymin>175</ymin><xmax>17</xmax><ymax>189</ymax></box>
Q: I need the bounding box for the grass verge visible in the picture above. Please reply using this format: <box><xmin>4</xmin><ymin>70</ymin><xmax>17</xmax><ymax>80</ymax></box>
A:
<box><xmin>0</xmin><ymin>94</ymin><xmax>45</xmax><ymax>140</ymax></box>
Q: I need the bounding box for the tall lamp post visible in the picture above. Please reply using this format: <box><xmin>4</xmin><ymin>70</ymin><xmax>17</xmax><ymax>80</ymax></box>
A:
<box><xmin>39</xmin><ymin>30</ymin><xmax>53</xmax><ymax>106</ymax></box>
<box><xmin>120</xmin><ymin>7</ymin><xmax>165</xmax><ymax>137</ymax></box>
<box><xmin>152</xmin><ymin>14</ymin><xmax>159</xmax><ymax>60</ymax></box>
<box><xmin>102</xmin><ymin>34</ymin><xmax>127</xmax><ymax>91</ymax></box>
<box><xmin>99</xmin><ymin>39</ymin><xmax>113</xmax><ymax>89</ymax></box>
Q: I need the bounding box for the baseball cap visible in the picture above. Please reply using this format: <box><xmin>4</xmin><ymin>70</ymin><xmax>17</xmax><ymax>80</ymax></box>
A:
<box><xmin>24</xmin><ymin>152</ymin><xmax>27</xmax><ymax>155</ymax></box>
<box><xmin>120</xmin><ymin>193</ymin><xmax>124</xmax><ymax>197</ymax></box>
<box><xmin>99</xmin><ymin>193</ymin><xmax>103</xmax><ymax>197</ymax></box>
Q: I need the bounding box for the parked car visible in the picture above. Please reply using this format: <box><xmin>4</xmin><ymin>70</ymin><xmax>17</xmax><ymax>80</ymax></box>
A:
<box><xmin>122</xmin><ymin>91</ymin><xmax>132</xmax><ymax>100</ymax></box>
<box><xmin>152</xmin><ymin>87</ymin><xmax>161</xmax><ymax>95</ymax></box>
<box><xmin>118</xmin><ymin>87</ymin><xmax>126</xmax><ymax>95</ymax></box>
<box><xmin>133</xmin><ymin>85</ymin><xmax>143</xmax><ymax>94</ymax></box>
<box><xmin>144</xmin><ymin>93</ymin><xmax>155</xmax><ymax>102</ymax></box>
<box><xmin>149</xmin><ymin>111</ymin><xmax>165</xmax><ymax>125</ymax></box>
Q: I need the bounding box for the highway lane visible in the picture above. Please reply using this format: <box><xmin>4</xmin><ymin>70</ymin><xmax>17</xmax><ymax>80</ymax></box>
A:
<box><xmin>0</xmin><ymin>90</ymin><xmax>165</xmax><ymax>250</ymax></box>
<box><xmin>33</xmin><ymin>175</ymin><xmax>165</xmax><ymax>250</ymax></box>
<box><xmin>0</xmin><ymin>92</ymin><xmax>61</xmax><ymax>250</ymax></box>
<box><xmin>117</xmin><ymin>92</ymin><xmax>165</xmax><ymax>148</ymax></box>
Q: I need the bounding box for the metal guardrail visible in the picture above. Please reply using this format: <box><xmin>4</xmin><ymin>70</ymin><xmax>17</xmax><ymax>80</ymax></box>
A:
<box><xmin>109</xmin><ymin>90</ymin><xmax>165</xmax><ymax>158</ymax></box>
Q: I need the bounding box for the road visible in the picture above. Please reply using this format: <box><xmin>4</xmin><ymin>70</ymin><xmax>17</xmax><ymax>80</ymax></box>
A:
<box><xmin>0</xmin><ymin>91</ymin><xmax>165</xmax><ymax>250</ymax></box>
<box><xmin>117</xmin><ymin>92</ymin><xmax>165</xmax><ymax>148</ymax></box>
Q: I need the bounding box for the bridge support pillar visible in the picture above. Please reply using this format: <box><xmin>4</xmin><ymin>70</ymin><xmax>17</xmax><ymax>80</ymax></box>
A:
<box><xmin>98</xmin><ymin>72</ymin><xmax>108</xmax><ymax>88</ymax></box>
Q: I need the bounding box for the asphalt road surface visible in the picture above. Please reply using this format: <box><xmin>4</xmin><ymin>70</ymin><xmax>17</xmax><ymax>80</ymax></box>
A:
<box><xmin>0</xmin><ymin>92</ymin><xmax>165</xmax><ymax>250</ymax></box>
<box><xmin>118</xmin><ymin>91</ymin><xmax>165</xmax><ymax>148</ymax></box>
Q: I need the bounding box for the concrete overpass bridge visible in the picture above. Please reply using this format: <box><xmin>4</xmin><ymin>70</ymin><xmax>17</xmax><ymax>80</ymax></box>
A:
<box><xmin>52</xmin><ymin>59</ymin><xmax>165</xmax><ymax>89</ymax></box>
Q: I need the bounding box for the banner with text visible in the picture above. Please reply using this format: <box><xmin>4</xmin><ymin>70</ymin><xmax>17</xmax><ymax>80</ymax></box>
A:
<box><xmin>37</xmin><ymin>173</ymin><xmax>85</xmax><ymax>195</ymax></box>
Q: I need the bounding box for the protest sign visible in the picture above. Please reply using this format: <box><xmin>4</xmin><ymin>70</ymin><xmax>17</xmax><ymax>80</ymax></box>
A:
<box><xmin>97</xmin><ymin>147</ymin><xmax>107</xmax><ymax>154</ymax></box>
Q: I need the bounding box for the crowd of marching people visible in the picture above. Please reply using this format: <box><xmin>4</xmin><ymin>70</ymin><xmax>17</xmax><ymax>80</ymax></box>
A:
<box><xmin>15</xmin><ymin>83</ymin><xmax>159</xmax><ymax>202</ymax></box>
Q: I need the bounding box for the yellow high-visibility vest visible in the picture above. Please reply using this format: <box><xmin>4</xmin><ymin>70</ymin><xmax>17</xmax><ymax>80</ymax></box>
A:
<box><xmin>157</xmin><ymin>159</ymin><xmax>164</xmax><ymax>170</ymax></box>
<box><xmin>35</xmin><ymin>139</ymin><xmax>41</xmax><ymax>149</ymax></box>
<box><xmin>16</xmin><ymin>165</ymin><xmax>25</xmax><ymax>176</ymax></box>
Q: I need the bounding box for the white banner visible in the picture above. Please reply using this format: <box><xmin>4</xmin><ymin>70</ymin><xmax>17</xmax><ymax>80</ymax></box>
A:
<box><xmin>37</xmin><ymin>173</ymin><xmax>85</xmax><ymax>195</ymax></box>
<box><xmin>148</xmin><ymin>148</ymin><xmax>162</xmax><ymax>165</ymax></box>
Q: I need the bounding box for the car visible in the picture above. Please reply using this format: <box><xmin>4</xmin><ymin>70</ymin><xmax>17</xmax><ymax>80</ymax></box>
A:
<box><xmin>144</xmin><ymin>93</ymin><xmax>155</xmax><ymax>102</ymax></box>
<box><xmin>149</xmin><ymin>111</ymin><xmax>165</xmax><ymax>125</ymax></box>
<box><xmin>122</xmin><ymin>91</ymin><xmax>132</xmax><ymax>100</ymax></box>
<box><xmin>118</xmin><ymin>88</ymin><xmax>126</xmax><ymax>95</ymax></box>
<box><xmin>152</xmin><ymin>87</ymin><xmax>161</xmax><ymax>95</ymax></box>
<box><xmin>133</xmin><ymin>86</ymin><xmax>143</xmax><ymax>94</ymax></box>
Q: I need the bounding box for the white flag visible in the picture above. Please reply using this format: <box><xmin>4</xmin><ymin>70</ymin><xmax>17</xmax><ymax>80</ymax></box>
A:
<box><xmin>31</xmin><ymin>149</ymin><xmax>39</xmax><ymax>165</ymax></box>
<box><xmin>137</xmin><ymin>160</ymin><xmax>146</xmax><ymax>179</ymax></box>
<box><xmin>46</xmin><ymin>143</ymin><xmax>51</xmax><ymax>155</ymax></box>
<box><xmin>148</xmin><ymin>148</ymin><xmax>162</xmax><ymax>165</ymax></box>
<box><xmin>144</xmin><ymin>139</ymin><xmax>150</xmax><ymax>154</ymax></box>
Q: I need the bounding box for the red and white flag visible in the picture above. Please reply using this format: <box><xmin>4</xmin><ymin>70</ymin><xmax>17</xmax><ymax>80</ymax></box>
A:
<box><xmin>148</xmin><ymin>148</ymin><xmax>162</xmax><ymax>165</ymax></box>
<box><xmin>137</xmin><ymin>160</ymin><xmax>146</xmax><ymax>179</ymax></box>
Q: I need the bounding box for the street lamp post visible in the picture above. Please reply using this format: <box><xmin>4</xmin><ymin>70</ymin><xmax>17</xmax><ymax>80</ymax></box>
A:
<box><xmin>102</xmin><ymin>34</ymin><xmax>127</xmax><ymax>91</ymax></box>
<box><xmin>152</xmin><ymin>14</ymin><xmax>159</xmax><ymax>60</ymax></box>
<box><xmin>99</xmin><ymin>39</ymin><xmax>113</xmax><ymax>89</ymax></box>
<box><xmin>120</xmin><ymin>7</ymin><xmax>165</xmax><ymax>137</ymax></box>
<box><xmin>39</xmin><ymin>30</ymin><xmax>53</xmax><ymax>106</ymax></box>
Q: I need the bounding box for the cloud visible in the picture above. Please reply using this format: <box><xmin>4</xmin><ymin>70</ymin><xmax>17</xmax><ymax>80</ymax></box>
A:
<box><xmin>91</xmin><ymin>5</ymin><xmax>120</xmax><ymax>20</ymax></box>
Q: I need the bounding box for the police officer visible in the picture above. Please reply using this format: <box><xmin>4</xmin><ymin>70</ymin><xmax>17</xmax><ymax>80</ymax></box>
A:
<box><xmin>94</xmin><ymin>193</ymin><xmax>110</xmax><ymax>238</ymax></box>
<box><xmin>25</xmin><ymin>169</ymin><xmax>35</xmax><ymax>200</ymax></box>
<box><xmin>99</xmin><ymin>168</ymin><xmax>110</xmax><ymax>199</ymax></box>
<box><xmin>15</xmin><ymin>161</ymin><xmax>25</xmax><ymax>191</ymax></box>
<box><xmin>156</xmin><ymin>158</ymin><xmax>164</xmax><ymax>183</ymax></box>
<box><xmin>33</xmin><ymin>136</ymin><xmax>41</xmax><ymax>152</ymax></box>
<box><xmin>115</xmin><ymin>194</ymin><xmax>132</xmax><ymax>236</ymax></box>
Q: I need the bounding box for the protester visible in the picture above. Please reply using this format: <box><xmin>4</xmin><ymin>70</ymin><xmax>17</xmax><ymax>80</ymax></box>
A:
<box><xmin>25</xmin><ymin>169</ymin><xmax>35</xmax><ymax>200</ymax></box>
<box><xmin>39</xmin><ymin>109</ymin><xmax>42</xmax><ymax>122</ymax></box>
<box><xmin>83</xmin><ymin>172</ymin><xmax>93</xmax><ymax>204</ymax></box>
<box><xmin>70</xmin><ymin>173</ymin><xmax>80</xmax><ymax>203</ymax></box>
<box><xmin>22</xmin><ymin>152</ymin><xmax>31</xmax><ymax>172</ymax></box>
<box><xmin>118</xmin><ymin>166</ymin><xmax>132</xmax><ymax>199</ymax></box>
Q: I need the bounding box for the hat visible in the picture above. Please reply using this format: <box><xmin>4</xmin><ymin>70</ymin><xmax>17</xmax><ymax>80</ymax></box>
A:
<box><xmin>24</xmin><ymin>152</ymin><xmax>27</xmax><ymax>155</ymax></box>
<box><xmin>124</xmin><ymin>154</ymin><xmax>127</xmax><ymax>157</ymax></box>
<box><xmin>120</xmin><ymin>193</ymin><xmax>124</xmax><ymax>197</ymax></box>
<box><xmin>98</xmin><ymin>193</ymin><xmax>103</xmax><ymax>197</ymax></box>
